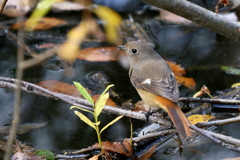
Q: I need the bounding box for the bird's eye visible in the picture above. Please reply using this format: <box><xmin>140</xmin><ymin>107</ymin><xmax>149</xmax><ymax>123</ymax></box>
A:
<box><xmin>132</xmin><ymin>49</ymin><xmax>137</xmax><ymax>54</ymax></box>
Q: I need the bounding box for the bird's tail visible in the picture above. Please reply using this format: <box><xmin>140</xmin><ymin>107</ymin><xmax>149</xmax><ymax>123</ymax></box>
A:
<box><xmin>165</xmin><ymin>102</ymin><xmax>192</xmax><ymax>139</ymax></box>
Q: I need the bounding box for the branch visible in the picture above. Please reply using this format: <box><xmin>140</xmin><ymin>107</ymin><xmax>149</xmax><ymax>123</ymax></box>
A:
<box><xmin>0</xmin><ymin>77</ymin><xmax>171</xmax><ymax>126</ymax></box>
<box><xmin>140</xmin><ymin>0</ymin><xmax>240</xmax><ymax>42</ymax></box>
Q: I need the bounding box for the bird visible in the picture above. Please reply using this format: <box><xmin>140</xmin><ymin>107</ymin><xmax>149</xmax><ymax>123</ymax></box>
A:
<box><xmin>118</xmin><ymin>41</ymin><xmax>191</xmax><ymax>139</ymax></box>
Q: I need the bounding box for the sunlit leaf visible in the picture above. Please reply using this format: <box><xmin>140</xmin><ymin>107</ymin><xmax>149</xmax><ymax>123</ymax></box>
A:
<box><xmin>95</xmin><ymin>92</ymin><xmax>109</xmax><ymax>117</ymax></box>
<box><xmin>25</xmin><ymin>0</ymin><xmax>64</xmax><ymax>31</ymax></box>
<box><xmin>59</xmin><ymin>20</ymin><xmax>89</xmax><ymax>62</ymax></box>
<box><xmin>99</xmin><ymin>84</ymin><xmax>114</xmax><ymax>100</ymax></box>
<box><xmin>70</xmin><ymin>106</ymin><xmax>94</xmax><ymax>115</ymax></box>
<box><xmin>187</xmin><ymin>114</ymin><xmax>215</xmax><ymax>125</ymax></box>
<box><xmin>92</xmin><ymin>5</ymin><xmax>122</xmax><ymax>44</ymax></box>
<box><xmin>221</xmin><ymin>66</ymin><xmax>240</xmax><ymax>75</ymax></box>
<box><xmin>100</xmin><ymin>115</ymin><xmax>123</xmax><ymax>134</ymax></box>
<box><xmin>74</xmin><ymin>110</ymin><xmax>96</xmax><ymax>130</ymax></box>
<box><xmin>73</xmin><ymin>81</ymin><xmax>94</xmax><ymax>105</ymax></box>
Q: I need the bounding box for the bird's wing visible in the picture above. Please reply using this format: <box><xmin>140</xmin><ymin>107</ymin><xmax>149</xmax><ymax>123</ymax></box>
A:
<box><xmin>130</xmin><ymin>72</ymin><xmax>179</xmax><ymax>102</ymax></box>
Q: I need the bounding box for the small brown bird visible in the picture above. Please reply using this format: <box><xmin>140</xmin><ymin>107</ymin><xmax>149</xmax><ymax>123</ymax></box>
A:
<box><xmin>118</xmin><ymin>41</ymin><xmax>191</xmax><ymax>139</ymax></box>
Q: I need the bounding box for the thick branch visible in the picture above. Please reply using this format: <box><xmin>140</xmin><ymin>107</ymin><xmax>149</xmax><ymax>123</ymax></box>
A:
<box><xmin>140</xmin><ymin>0</ymin><xmax>240</xmax><ymax>42</ymax></box>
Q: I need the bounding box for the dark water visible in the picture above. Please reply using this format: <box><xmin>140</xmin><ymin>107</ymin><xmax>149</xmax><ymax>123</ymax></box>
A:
<box><xmin>1</xmin><ymin>10</ymin><xmax>240</xmax><ymax>160</ymax></box>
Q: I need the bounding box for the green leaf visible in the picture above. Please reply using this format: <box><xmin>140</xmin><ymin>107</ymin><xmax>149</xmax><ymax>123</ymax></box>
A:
<box><xmin>73</xmin><ymin>81</ymin><xmax>94</xmax><ymax>105</ymax></box>
<box><xmin>74</xmin><ymin>110</ymin><xmax>96</xmax><ymax>130</ymax></box>
<box><xmin>100</xmin><ymin>115</ymin><xmax>123</xmax><ymax>134</ymax></box>
<box><xmin>221</xmin><ymin>66</ymin><xmax>240</xmax><ymax>75</ymax></box>
<box><xmin>95</xmin><ymin>92</ymin><xmax>109</xmax><ymax>117</ymax></box>
<box><xmin>70</xmin><ymin>106</ymin><xmax>94</xmax><ymax>115</ymax></box>
<box><xmin>25</xmin><ymin>0</ymin><xmax>58</xmax><ymax>31</ymax></box>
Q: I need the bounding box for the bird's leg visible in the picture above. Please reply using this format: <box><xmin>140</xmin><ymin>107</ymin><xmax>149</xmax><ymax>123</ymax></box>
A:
<box><xmin>145</xmin><ymin>109</ymin><xmax>157</xmax><ymax>124</ymax></box>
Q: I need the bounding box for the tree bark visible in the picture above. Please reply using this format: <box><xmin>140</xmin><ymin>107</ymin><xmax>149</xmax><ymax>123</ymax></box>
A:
<box><xmin>140</xmin><ymin>0</ymin><xmax>240</xmax><ymax>42</ymax></box>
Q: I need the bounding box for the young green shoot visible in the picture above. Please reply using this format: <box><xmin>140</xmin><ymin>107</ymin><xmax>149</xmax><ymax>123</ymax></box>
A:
<box><xmin>70</xmin><ymin>82</ymin><xmax>123</xmax><ymax>153</ymax></box>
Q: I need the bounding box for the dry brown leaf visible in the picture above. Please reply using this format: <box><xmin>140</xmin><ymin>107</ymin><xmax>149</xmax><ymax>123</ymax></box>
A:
<box><xmin>166</xmin><ymin>61</ymin><xmax>186</xmax><ymax>76</ymax></box>
<box><xmin>193</xmin><ymin>85</ymin><xmax>212</xmax><ymax>98</ymax></box>
<box><xmin>12</xmin><ymin>17</ymin><xmax>67</xmax><ymax>30</ymax></box>
<box><xmin>92</xmin><ymin>139</ymin><xmax>133</xmax><ymax>157</ymax></box>
<box><xmin>219</xmin><ymin>0</ymin><xmax>229</xmax><ymax>6</ymax></box>
<box><xmin>138</xmin><ymin>144</ymin><xmax>157</xmax><ymax>160</ymax></box>
<box><xmin>77</xmin><ymin>47</ymin><xmax>125</xmax><ymax>62</ymax></box>
<box><xmin>175</xmin><ymin>75</ymin><xmax>196</xmax><ymax>90</ymax></box>
<box><xmin>38</xmin><ymin>80</ymin><xmax>116</xmax><ymax>106</ymax></box>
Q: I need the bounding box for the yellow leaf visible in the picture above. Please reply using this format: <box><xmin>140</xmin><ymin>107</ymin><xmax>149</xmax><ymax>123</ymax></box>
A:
<box><xmin>100</xmin><ymin>115</ymin><xmax>123</xmax><ymax>134</ymax></box>
<box><xmin>95</xmin><ymin>92</ymin><xmax>109</xmax><ymax>117</ymax></box>
<box><xmin>59</xmin><ymin>20</ymin><xmax>89</xmax><ymax>62</ymax></box>
<box><xmin>92</xmin><ymin>5</ymin><xmax>122</xmax><ymax>44</ymax></box>
<box><xmin>74</xmin><ymin>110</ymin><xmax>96</xmax><ymax>130</ymax></box>
<box><xmin>99</xmin><ymin>84</ymin><xmax>114</xmax><ymax>100</ymax></box>
<box><xmin>231</xmin><ymin>83</ymin><xmax>240</xmax><ymax>88</ymax></box>
<box><xmin>188</xmin><ymin>114</ymin><xmax>215</xmax><ymax>125</ymax></box>
<box><xmin>70</xmin><ymin>106</ymin><xmax>94</xmax><ymax>115</ymax></box>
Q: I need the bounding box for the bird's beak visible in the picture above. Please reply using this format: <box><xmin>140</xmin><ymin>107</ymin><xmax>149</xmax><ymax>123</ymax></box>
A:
<box><xmin>117</xmin><ymin>45</ymin><xmax>126</xmax><ymax>51</ymax></box>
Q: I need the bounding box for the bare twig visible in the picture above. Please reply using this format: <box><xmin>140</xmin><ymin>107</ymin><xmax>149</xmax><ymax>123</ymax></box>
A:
<box><xmin>131</xmin><ymin>129</ymin><xmax>176</xmax><ymax>142</ymax></box>
<box><xmin>204</xmin><ymin>130</ymin><xmax>240</xmax><ymax>147</ymax></box>
<box><xmin>190</xmin><ymin>125</ymin><xmax>240</xmax><ymax>152</ymax></box>
<box><xmin>140</xmin><ymin>0</ymin><xmax>240</xmax><ymax>42</ymax></box>
<box><xmin>196</xmin><ymin>116</ymin><xmax>240</xmax><ymax>127</ymax></box>
<box><xmin>189</xmin><ymin>125</ymin><xmax>221</xmax><ymax>144</ymax></box>
<box><xmin>4</xmin><ymin>11</ymin><xmax>24</xmax><ymax>160</ymax></box>
<box><xmin>0</xmin><ymin>0</ymin><xmax>7</xmax><ymax>13</ymax></box>
<box><xmin>179</xmin><ymin>97</ymin><xmax>240</xmax><ymax>105</ymax></box>
<box><xmin>19</xmin><ymin>45</ymin><xmax>60</xmax><ymax>69</ymax></box>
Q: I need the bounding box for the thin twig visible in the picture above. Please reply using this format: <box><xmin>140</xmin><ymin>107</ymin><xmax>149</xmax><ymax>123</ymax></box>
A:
<box><xmin>189</xmin><ymin>125</ymin><xmax>221</xmax><ymax>144</ymax></box>
<box><xmin>179</xmin><ymin>97</ymin><xmax>240</xmax><ymax>105</ymax></box>
<box><xmin>4</xmin><ymin>11</ymin><xmax>24</xmax><ymax>160</ymax></box>
<box><xmin>196</xmin><ymin>116</ymin><xmax>240</xmax><ymax>127</ymax></box>
<box><xmin>131</xmin><ymin>129</ymin><xmax>176</xmax><ymax>142</ymax></box>
<box><xmin>0</xmin><ymin>0</ymin><xmax>8</xmax><ymax>13</ymax></box>
<box><xmin>190</xmin><ymin>125</ymin><xmax>240</xmax><ymax>153</ymax></box>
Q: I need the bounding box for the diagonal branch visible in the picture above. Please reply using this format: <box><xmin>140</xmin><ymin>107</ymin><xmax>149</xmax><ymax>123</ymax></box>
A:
<box><xmin>140</xmin><ymin>0</ymin><xmax>240</xmax><ymax>42</ymax></box>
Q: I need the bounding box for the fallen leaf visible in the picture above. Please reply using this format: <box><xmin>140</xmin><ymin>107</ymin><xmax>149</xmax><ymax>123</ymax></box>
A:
<box><xmin>12</xmin><ymin>17</ymin><xmax>67</xmax><ymax>30</ymax></box>
<box><xmin>166</xmin><ymin>61</ymin><xmax>186</xmax><ymax>76</ymax></box>
<box><xmin>175</xmin><ymin>75</ymin><xmax>196</xmax><ymax>90</ymax></box>
<box><xmin>138</xmin><ymin>144</ymin><xmax>157</xmax><ymax>160</ymax></box>
<box><xmin>77</xmin><ymin>47</ymin><xmax>125</xmax><ymax>61</ymax></box>
<box><xmin>188</xmin><ymin>114</ymin><xmax>215</xmax><ymax>125</ymax></box>
<box><xmin>166</xmin><ymin>61</ymin><xmax>196</xmax><ymax>90</ymax></box>
<box><xmin>219</xmin><ymin>0</ymin><xmax>229</xmax><ymax>7</ymax></box>
<box><xmin>92</xmin><ymin>139</ymin><xmax>133</xmax><ymax>157</ymax></box>
<box><xmin>38</xmin><ymin>80</ymin><xmax>116</xmax><ymax>106</ymax></box>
